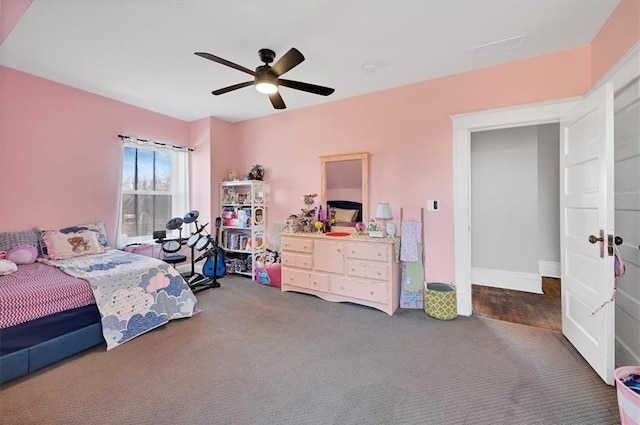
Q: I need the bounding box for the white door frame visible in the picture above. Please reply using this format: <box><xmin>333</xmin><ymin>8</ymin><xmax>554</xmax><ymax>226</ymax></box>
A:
<box><xmin>450</xmin><ymin>98</ymin><xmax>581</xmax><ymax>316</ymax></box>
<box><xmin>450</xmin><ymin>42</ymin><xmax>640</xmax><ymax>317</ymax></box>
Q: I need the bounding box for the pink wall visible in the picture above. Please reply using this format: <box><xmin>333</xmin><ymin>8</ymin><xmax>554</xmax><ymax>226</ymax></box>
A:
<box><xmin>590</xmin><ymin>0</ymin><xmax>640</xmax><ymax>85</ymax></box>
<box><xmin>189</xmin><ymin>117</ymin><xmax>212</xmax><ymax>228</ymax></box>
<box><xmin>210</xmin><ymin>117</ymin><xmax>240</xmax><ymax>211</ymax></box>
<box><xmin>0</xmin><ymin>0</ymin><xmax>32</xmax><ymax>45</ymax></box>
<box><xmin>2</xmin><ymin>0</ymin><xmax>638</xmax><ymax>285</ymax></box>
<box><xmin>0</xmin><ymin>66</ymin><xmax>190</xmax><ymax>245</ymax></box>
<box><xmin>233</xmin><ymin>46</ymin><xmax>592</xmax><ymax>283</ymax></box>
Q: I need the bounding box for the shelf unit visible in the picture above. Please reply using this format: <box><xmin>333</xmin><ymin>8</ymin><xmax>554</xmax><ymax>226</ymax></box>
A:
<box><xmin>219</xmin><ymin>180</ymin><xmax>266</xmax><ymax>280</ymax></box>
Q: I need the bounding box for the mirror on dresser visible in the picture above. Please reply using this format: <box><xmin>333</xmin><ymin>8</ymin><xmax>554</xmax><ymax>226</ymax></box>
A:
<box><xmin>320</xmin><ymin>152</ymin><xmax>369</xmax><ymax>229</ymax></box>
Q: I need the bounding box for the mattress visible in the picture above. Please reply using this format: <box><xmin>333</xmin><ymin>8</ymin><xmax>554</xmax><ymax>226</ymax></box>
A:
<box><xmin>0</xmin><ymin>262</ymin><xmax>95</xmax><ymax>329</ymax></box>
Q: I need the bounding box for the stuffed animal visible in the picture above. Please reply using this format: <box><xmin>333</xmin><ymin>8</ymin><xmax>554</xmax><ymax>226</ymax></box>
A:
<box><xmin>227</xmin><ymin>188</ymin><xmax>238</xmax><ymax>203</ymax></box>
<box><xmin>6</xmin><ymin>244</ymin><xmax>38</xmax><ymax>264</ymax></box>
<box><xmin>226</xmin><ymin>169</ymin><xmax>238</xmax><ymax>181</ymax></box>
<box><xmin>264</xmin><ymin>249</ymin><xmax>279</xmax><ymax>265</ymax></box>
<box><xmin>222</xmin><ymin>187</ymin><xmax>239</xmax><ymax>204</ymax></box>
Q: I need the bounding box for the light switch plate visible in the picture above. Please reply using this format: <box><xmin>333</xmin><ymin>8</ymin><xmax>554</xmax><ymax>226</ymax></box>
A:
<box><xmin>427</xmin><ymin>200</ymin><xmax>439</xmax><ymax>211</ymax></box>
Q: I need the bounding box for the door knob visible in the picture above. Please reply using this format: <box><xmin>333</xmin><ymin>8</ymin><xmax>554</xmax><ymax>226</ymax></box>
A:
<box><xmin>588</xmin><ymin>235</ymin><xmax>604</xmax><ymax>244</ymax></box>
<box><xmin>588</xmin><ymin>230</ymin><xmax>605</xmax><ymax>258</ymax></box>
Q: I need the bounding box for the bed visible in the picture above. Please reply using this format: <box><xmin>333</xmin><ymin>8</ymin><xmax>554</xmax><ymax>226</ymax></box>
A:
<box><xmin>0</xmin><ymin>226</ymin><xmax>198</xmax><ymax>384</ymax></box>
<box><xmin>327</xmin><ymin>200</ymin><xmax>363</xmax><ymax>226</ymax></box>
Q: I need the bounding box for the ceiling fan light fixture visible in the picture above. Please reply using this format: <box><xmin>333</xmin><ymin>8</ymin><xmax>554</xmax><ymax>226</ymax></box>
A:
<box><xmin>255</xmin><ymin>81</ymin><xmax>278</xmax><ymax>94</ymax></box>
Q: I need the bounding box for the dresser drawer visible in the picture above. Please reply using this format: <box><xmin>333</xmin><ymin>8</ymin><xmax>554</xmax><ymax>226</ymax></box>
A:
<box><xmin>281</xmin><ymin>252</ymin><xmax>313</xmax><ymax>269</ymax></box>
<box><xmin>282</xmin><ymin>267</ymin><xmax>310</xmax><ymax>289</ymax></box>
<box><xmin>281</xmin><ymin>237</ymin><xmax>313</xmax><ymax>253</ymax></box>
<box><xmin>331</xmin><ymin>276</ymin><xmax>388</xmax><ymax>304</ymax></box>
<box><xmin>346</xmin><ymin>260</ymin><xmax>389</xmax><ymax>282</ymax></box>
<box><xmin>282</xmin><ymin>267</ymin><xmax>328</xmax><ymax>292</ymax></box>
<box><xmin>346</xmin><ymin>243</ymin><xmax>390</xmax><ymax>262</ymax></box>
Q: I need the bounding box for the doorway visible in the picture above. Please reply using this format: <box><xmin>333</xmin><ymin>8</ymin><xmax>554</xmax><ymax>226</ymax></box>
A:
<box><xmin>451</xmin><ymin>98</ymin><xmax>579</xmax><ymax>317</ymax></box>
<box><xmin>469</xmin><ymin>123</ymin><xmax>561</xmax><ymax>330</ymax></box>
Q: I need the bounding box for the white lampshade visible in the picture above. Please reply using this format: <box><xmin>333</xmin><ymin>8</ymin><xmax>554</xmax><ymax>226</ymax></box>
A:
<box><xmin>375</xmin><ymin>203</ymin><xmax>393</xmax><ymax>220</ymax></box>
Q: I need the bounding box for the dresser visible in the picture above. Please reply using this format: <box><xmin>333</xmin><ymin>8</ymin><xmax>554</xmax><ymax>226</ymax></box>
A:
<box><xmin>280</xmin><ymin>233</ymin><xmax>400</xmax><ymax>315</ymax></box>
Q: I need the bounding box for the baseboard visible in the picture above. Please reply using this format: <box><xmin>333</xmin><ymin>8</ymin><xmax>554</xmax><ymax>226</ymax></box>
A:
<box><xmin>538</xmin><ymin>261</ymin><xmax>561</xmax><ymax>278</ymax></box>
<box><xmin>472</xmin><ymin>267</ymin><xmax>542</xmax><ymax>294</ymax></box>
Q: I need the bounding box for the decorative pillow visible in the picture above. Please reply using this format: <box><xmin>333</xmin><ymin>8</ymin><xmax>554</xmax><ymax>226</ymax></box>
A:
<box><xmin>333</xmin><ymin>208</ymin><xmax>359</xmax><ymax>223</ymax></box>
<box><xmin>0</xmin><ymin>230</ymin><xmax>40</xmax><ymax>253</ymax></box>
<box><xmin>38</xmin><ymin>221</ymin><xmax>109</xmax><ymax>258</ymax></box>
<box><xmin>42</xmin><ymin>230</ymin><xmax>105</xmax><ymax>260</ymax></box>
<box><xmin>6</xmin><ymin>244</ymin><xmax>39</xmax><ymax>264</ymax></box>
<box><xmin>0</xmin><ymin>260</ymin><xmax>18</xmax><ymax>276</ymax></box>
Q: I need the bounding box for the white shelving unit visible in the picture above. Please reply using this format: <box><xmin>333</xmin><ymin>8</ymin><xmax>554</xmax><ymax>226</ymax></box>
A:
<box><xmin>219</xmin><ymin>180</ymin><xmax>266</xmax><ymax>280</ymax></box>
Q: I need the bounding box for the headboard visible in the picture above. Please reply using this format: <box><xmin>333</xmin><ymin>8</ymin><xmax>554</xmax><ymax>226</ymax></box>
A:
<box><xmin>327</xmin><ymin>200</ymin><xmax>363</xmax><ymax>223</ymax></box>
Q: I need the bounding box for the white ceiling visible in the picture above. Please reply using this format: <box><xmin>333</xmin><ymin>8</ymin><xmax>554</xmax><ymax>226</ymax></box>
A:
<box><xmin>0</xmin><ymin>0</ymin><xmax>619</xmax><ymax>123</ymax></box>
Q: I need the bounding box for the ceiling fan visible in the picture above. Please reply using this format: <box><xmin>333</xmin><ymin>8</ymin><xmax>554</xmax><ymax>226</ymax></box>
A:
<box><xmin>194</xmin><ymin>48</ymin><xmax>335</xmax><ymax>110</ymax></box>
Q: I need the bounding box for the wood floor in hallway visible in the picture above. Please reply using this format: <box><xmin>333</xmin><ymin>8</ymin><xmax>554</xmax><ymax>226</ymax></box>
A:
<box><xmin>472</xmin><ymin>277</ymin><xmax>561</xmax><ymax>331</ymax></box>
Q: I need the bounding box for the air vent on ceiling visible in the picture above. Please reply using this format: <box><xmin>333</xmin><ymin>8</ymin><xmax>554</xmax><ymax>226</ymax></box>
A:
<box><xmin>471</xmin><ymin>34</ymin><xmax>526</xmax><ymax>57</ymax></box>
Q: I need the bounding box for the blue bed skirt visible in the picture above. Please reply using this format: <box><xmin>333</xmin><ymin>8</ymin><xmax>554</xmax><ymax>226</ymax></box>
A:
<box><xmin>1</xmin><ymin>306</ymin><xmax>104</xmax><ymax>385</ymax></box>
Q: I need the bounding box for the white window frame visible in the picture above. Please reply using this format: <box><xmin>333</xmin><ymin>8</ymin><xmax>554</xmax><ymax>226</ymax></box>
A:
<box><xmin>117</xmin><ymin>140</ymin><xmax>189</xmax><ymax>248</ymax></box>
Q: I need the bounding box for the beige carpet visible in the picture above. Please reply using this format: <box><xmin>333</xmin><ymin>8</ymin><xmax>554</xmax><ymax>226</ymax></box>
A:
<box><xmin>0</xmin><ymin>277</ymin><xmax>619</xmax><ymax>424</ymax></box>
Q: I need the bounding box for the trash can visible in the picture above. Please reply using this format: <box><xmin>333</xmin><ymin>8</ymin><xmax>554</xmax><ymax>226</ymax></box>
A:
<box><xmin>424</xmin><ymin>283</ymin><xmax>457</xmax><ymax>320</ymax></box>
<box><xmin>615</xmin><ymin>366</ymin><xmax>640</xmax><ymax>425</ymax></box>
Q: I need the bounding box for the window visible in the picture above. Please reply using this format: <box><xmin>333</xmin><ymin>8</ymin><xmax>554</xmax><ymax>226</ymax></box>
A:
<box><xmin>117</xmin><ymin>143</ymin><xmax>189</xmax><ymax>247</ymax></box>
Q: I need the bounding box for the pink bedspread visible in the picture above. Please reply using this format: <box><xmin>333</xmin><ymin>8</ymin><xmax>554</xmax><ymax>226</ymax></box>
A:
<box><xmin>0</xmin><ymin>262</ymin><xmax>95</xmax><ymax>328</ymax></box>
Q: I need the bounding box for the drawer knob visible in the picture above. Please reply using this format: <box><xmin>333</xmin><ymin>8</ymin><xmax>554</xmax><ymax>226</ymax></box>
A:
<box><xmin>377</xmin><ymin>252</ymin><xmax>381</xmax><ymax>256</ymax></box>
<box><xmin>377</xmin><ymin>271</ymin><xmax>381</xmax><ymax>276</ymax></box>
<box><xmin>370</xmin><ymin>291</ymin><xmax>374</xmax><ymax>295</ymax></box>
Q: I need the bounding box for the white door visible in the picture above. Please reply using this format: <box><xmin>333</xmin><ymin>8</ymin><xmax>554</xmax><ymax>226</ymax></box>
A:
<box><xmin>560</xmin><ymin>83</ymin><xmax>615</xmax><ymax>385</ymax></box>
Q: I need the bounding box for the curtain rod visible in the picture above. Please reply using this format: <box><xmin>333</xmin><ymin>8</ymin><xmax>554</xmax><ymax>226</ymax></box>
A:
<box><xmin>118</xmin><ymin>134</ymin><xmax>194</xmax><ymax>152</ymax></box>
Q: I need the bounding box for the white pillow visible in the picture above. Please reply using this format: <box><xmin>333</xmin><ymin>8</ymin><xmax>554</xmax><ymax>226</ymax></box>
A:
<box><xmin>0</xmin><ymin>260</ymin><xmax>18</xmax><ymax>276</ymax></box>
<box><xmin>42</xmin><ymin>230</ymin><xmax>106</xmax><ymax>260</ymax></box>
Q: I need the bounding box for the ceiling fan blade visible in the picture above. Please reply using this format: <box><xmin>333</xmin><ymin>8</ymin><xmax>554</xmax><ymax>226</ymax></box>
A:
<box><xmin>278</xmin><ymin>79</ymin><xmax>335</xmax><ymax>96</ymax></box>
<box><xmin>194</xmin><ymin>52</ymin><xmax>256</xmax><ymax>77</ymax></box>
<box><xmin>212</xmin><ymin>81</ymin><xmax>254</xmax><ymax>96</ymax></box>
<box><xmin>268</xmin><ymin>92</ymin><xmax>286</xmax><ymax>109</ymax></box>
<box><xmin>271</xmin><ymin>48</ymin><xmax>305</xmax><ymax>77</ymax></box>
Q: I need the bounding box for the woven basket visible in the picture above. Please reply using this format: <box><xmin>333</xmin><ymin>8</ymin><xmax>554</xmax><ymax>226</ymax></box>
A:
<box><xmin>424</xmin><ymin>283</ymin><xmax>457</xmax><ymax>320</ymax></box>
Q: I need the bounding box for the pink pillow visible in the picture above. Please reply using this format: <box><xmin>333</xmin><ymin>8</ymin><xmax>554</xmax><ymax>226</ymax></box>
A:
<box><xmin>6</xmin><ymin>244</ymin><xmax>38</xmax><ymax>264</ymax></box>
<box><xmin>42</xmin><ymin>230</ymin><xmax>105</xmax><ymax>260</ymax></box>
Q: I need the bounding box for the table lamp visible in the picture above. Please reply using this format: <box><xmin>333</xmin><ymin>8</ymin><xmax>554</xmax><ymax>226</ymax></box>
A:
<box><xmin>375</xmin><ymin>203</ymin><xmax>395</xmax><ymax>237</ymax></box>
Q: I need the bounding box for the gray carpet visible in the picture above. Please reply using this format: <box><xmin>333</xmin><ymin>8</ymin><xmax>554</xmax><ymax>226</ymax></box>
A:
<box><xmin>0</xmin><ymin>277</ymin><xmax>620</xmax><ymax>425</ymax></box>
